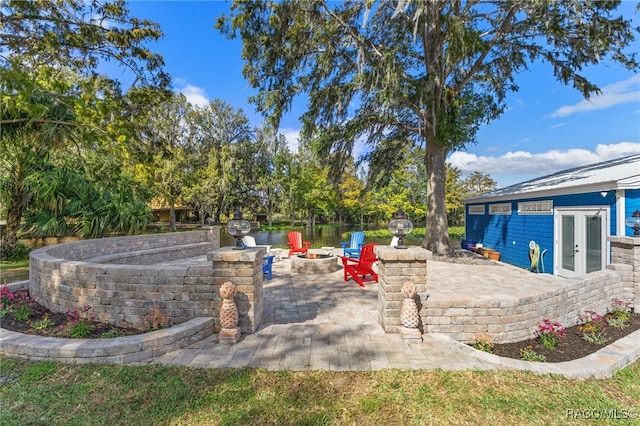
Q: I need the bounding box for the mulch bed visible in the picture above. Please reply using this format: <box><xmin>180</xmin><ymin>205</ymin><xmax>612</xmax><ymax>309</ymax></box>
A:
<box><xmin>3</xmin><ymin>288</ymin><xmax>638</xmax><ymax>364</ymax></box>
<box><xmin>1</xmin><ymin>302</ymin><xmax>144</xmax><ymax>339</ymax></box>
<box><xmin>488</xmin><ymin>314</ymin><xmax>640</xmax><ymax>363</ymax></box>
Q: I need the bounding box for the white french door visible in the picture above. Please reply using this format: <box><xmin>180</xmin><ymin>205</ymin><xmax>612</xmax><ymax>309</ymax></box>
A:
<box><xmin>555</xmin><ymin>208</ymin><xmax>608</xmax><ymax>278</ymax></box>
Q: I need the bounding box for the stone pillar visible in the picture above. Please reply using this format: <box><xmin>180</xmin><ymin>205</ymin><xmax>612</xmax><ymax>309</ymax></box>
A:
<box><xmin>608</xmin><ymin>236</ymin><xmax>640</xmax><ymax>312</ymax></box>
<box><xmin>207</xmin><ymin>247</ymin><xmax>265</xmax><ymax>334</ymax></box>
<box><xmin>375</xmin><ymin>245</ymin><xmax>431</xmax><ymax>333</ymax></box>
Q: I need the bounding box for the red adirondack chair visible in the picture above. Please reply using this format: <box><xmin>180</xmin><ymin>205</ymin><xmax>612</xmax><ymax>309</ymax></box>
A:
<box><xmin>287</xmin><ymin>231</ymin><xmax>310</xmax><ymax>256</ymax></box>
<box><xmin>340</xmin><ymin>243</ymin><xmax>379</xmax><ymax>287</ymax></box>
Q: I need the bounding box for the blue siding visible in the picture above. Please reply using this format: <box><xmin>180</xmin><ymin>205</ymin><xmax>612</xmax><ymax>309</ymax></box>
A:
<box><xmin>465</xmin><ymin>191</ymin><xmax>622</xmax><ymax>272</ymax></box>
<box><xmin>465</xmin><ymin>203</ymin><xmax>553</xmax><ymax>271</ymax></box>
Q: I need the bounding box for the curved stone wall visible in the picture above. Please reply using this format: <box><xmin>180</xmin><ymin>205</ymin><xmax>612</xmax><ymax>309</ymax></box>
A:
<box><xmin>375</xmin><ymin>245</ymin><xmax>636</xmax><ymax>344</ymax></box>
<box><xmin>29</xmin><ymin>228</ymin><xmax>220</xmax><ymax>330</ymax></box>
<box><xmin>0</xmin><ymin>318</ymin><xmax>214</xmax><ymax>364</ymax></box>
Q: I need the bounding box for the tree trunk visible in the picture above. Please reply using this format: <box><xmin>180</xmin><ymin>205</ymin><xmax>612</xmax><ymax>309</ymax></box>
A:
<box><xmin>169</xmin><ymin>202</ymin><xmax>177</xmax><ymax>231</ymax></box>
<box><xmin>424</xmin><ymin>142</ymin><xmax>452</xmax><ymax>255</ymax></box>
<box><xmin>267</xmin><ymin>194</ymin><xmax>273</xmax><ymax>227</ymax></box>
<box><xmin>2</xmin><ymin>204</ymin><xmax>22</xmax><ymax>252</ymax></box>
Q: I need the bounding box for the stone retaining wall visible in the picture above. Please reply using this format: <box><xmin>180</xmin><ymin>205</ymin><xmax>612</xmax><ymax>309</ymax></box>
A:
<box><xmin>377</xmin><ymin>238</ymin><xmax>639</xmax><ymax>344</ymax></box>
<box><xmin>425</xmin><ymin>269</ymin><xmax>630</xmax><ymax>343</ymax></box>
<box><xmin>0</xmin><ymin>318</ymin><xmax>214</xmax><ymax>364</ymax></box>
<box><xmin>28</xmin><ymin>228</ymin><xmax>220</xmax><ymax>330</ymax></box>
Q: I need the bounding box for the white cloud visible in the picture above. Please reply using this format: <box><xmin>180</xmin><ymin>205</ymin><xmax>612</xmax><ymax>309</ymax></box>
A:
<box><xmin>352</xmin><ymin>135</ymin><xmax>369</xmax><ymax>161</ymax></box>
<box><xmin>550</xmin><ymin>75</ymin><xmax>640</xmax><ymax>118</ymax></box>
<box><xmin>280</xmin><ymin>127</ymin><xmax>301</xmax><ymax>153</ymax></box>
<box><xmin>173</xmin><ymin>80</ymin><xmax>209</xmax><ymax>107</ymax></box>
<box><xmin>448</xmin><ymin>142</ymin><xmax>640</xmax><ymax>183</ymax></box>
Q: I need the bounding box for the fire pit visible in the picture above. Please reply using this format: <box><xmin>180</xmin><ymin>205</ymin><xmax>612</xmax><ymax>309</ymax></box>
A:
<box><xmin>290</xmin><ymin>253</ymin><xmax>340</xmax><ymax>274</ymax></box>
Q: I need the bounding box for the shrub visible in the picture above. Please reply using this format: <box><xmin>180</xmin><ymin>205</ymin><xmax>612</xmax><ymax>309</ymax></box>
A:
<box><xmin>0</xmin><ymin>242</ymin><xmax>31</xmax><ymax>261</ymax></box>
<box><xmin>143</xmin><ymin>306</ymin><xmax>170</xmax><ymax>331</ymax></box>
<box><xmin>472</xmin><ymin>333</ymin><xmax>494</xmax><ymax>353</ymax></box>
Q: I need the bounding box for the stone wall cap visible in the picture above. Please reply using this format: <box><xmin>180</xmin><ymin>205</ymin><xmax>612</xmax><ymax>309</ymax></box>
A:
<box><xmin>375</xmin><ymin>245</ymin><xmax>432</xmax><ymax>261</ymax></box>
<box><xmin>608</xmin><ymin>236</ymin><xmax>640</xmax><ymax>246</ymax></box>
<box><xmin>207</xmin><ymin>247</ymin><xmax>262</xmax><ymax>262</ymax></box>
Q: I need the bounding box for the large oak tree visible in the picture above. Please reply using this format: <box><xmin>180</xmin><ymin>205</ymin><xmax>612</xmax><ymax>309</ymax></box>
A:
<box><xmin>217</xmin><ymin>0</ymin><xmax>638</xmax><ymax>254</ymax></box>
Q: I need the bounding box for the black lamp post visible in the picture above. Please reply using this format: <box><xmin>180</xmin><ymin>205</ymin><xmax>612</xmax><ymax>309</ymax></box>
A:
<box><xmin>388</xmin><ymin>209</ymin><xmax>413</xmax><ymax>249</ymax></box>
<box><xmin>625</xmin><ymin>209</ymin><xmax>640</xmax><ymax>236</ymax></box>
<box><xmin>227</xmin><ymin>210</ymin><xmax>251</xmax><ymax>249</ymax></box>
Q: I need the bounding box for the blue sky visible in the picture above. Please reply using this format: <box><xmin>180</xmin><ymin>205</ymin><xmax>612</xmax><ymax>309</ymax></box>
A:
<box><xmin>123</xmin><ymin>1</ymin><xmax>640</xmax><ymax>188</ymax></box>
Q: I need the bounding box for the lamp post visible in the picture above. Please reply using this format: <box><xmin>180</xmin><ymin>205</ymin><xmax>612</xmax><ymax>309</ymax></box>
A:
<box><xmin>625</xmin><ymin>209</ymin><xmax>640</xmax><ymax>236</ymax></box>
<box><xmin>388</xmin><ymin>209</ymin><xmax>413</xmax><ymax>249</ymax></box>
<box><xmin>227</xmin><ymin>210</ymin><xmax>251</xmax><ymax>249</ymax></box>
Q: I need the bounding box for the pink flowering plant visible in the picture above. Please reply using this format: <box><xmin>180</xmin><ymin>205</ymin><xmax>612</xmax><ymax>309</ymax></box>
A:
<box><xmin>534</xmin><ymin>319</ymin><xmax>565</xmax><ymax>350</ymax></box>
<box><xmin>59</xmin><ymin>305</ymin><xmax>95</xmax><ymax>338</ymax></box>
<box><xmin>0</xmin><ymin>286</ymin><xmax>34</xmax><ymax>321</ymax></box>
<box><xmin>0</xmin><ymin>285</ymin><xmax>13</xmax><ymax>317</ymax></box>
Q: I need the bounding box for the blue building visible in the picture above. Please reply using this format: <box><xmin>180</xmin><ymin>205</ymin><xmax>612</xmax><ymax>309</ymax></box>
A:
<box><xmin>463</xmin><ymin>154</ymin><xmax>640</xmax><ymax>277</ymax></box>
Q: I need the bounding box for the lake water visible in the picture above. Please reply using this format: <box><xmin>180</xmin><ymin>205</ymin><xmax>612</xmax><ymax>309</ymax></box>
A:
<box><xmin>221</xmin><ymin>226</ymin><xmax>429</xmax><ymax>249</ymax></box>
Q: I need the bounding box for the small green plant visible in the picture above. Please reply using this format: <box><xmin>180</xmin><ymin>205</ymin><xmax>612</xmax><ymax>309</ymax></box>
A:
<box><xmin>582</xmin><ymin>330</ymin><xmax>608</xmax><ymax>345</ymax></box>
<box><xmin>31</xmin><ymin>314</ymin><xmax>53</xmax><ymax>330</ymax></box>
<box><xmin>579</xmin><ymin>310</ymin><xmax>608</xmax><ymax>346</ymax></box>
<box><xmin>519</xmin><ymin>346</ymin><xmax>546</xmax><ymax>362</ymax></box>
<box><xmin>472</xmin><ymin>333</ymin><xmax>494</xmax><ymax>353</ymax></box>
<box><xmin>11</xmin><ymin>300</ymin><xmax>35</xmax><ymax>321</ymax></box>
<box><xmin>607</xmin><ymin>298</ymin><xmax>632</xmax><ymax>328</ymax></box>
<box><xmin>143</xmin><ymin>306</ymin><xmax>170</xmax><ymax>331</ymax></box>
<box><xmin>605</xmin><ymin>317</ymin><xmax>628</xmax><ymax>330</ymax></box>
<box><xmin>535</xmin><ymin>319</ymin><xmax>565</xmax><ymax>350</ymax></box>
<box><xmin>60</xmin><ymin>305</ymin><xmax>95</xmax><ymax>338</ymax></box>
<box><xmin>100</xmin><ymin>328</ymin><xmax>122</xmax><ymax>338</ymax></box>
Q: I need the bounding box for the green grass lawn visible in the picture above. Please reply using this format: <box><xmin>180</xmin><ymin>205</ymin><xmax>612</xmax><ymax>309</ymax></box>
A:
<box><xmin>0</xmin><ymin>260</ymin><xmax>29</xmax><ymax>284</ymax></box>
<box><xmin>1</xmin><ymin>358</ymin><xmax>638</xmax><ymax>425</ymax></box>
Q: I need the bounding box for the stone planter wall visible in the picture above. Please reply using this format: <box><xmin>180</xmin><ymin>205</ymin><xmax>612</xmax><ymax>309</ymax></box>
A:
<box><xmin>0</xmin><ymin>318</ymin><xmax>214</xmax><ymax>364</ymax></box>
<box><xmin>425</xmin><ymin>269</ymin><xmax>629</xmax><ymax>343</ymax></box>
<box><xmin>376</xmin><ymin>242</ymin><xmax>638</xmax><ymax>344</ymax></box>
<box><xmin>28</xmin><ymin>228</ymin><xmax>220</xmax><ymax>330</ymax></box>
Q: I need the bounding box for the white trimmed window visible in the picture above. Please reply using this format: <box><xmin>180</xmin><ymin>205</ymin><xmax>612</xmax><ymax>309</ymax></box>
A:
<box><xmin>468</xmin><ymin>205</ymin><xmax>485</xmax><ymax>215</ymax></box>
<box><xmin>518</xmin><ymin>200</ymin><xmax>553</xmax><ymax>215</ymax></box>
<box><xmin>489</xmin><ymin>203</ymin><xmax>512</xmax><ymax>215</ymax></box>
